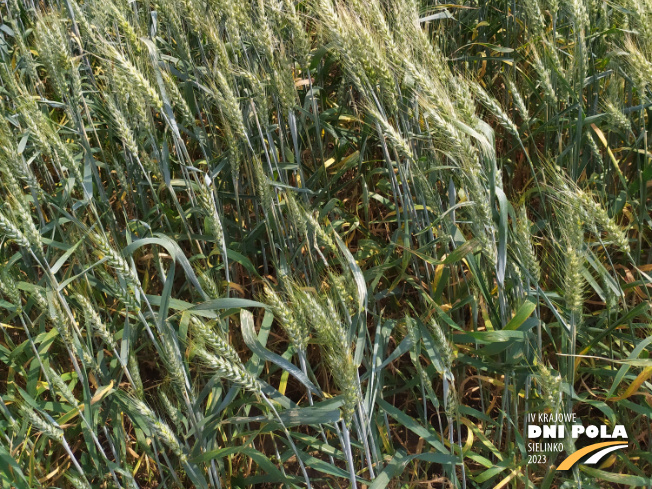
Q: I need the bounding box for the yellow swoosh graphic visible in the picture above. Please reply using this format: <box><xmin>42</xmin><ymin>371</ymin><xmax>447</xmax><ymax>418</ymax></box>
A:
<box><xmin>557</xmin><ymin>441</ymin><xmax>625</xmax><ymax>471</ymax></box>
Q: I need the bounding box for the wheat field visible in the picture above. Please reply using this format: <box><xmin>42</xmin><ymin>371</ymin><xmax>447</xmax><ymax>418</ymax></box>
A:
<box><xmin>0</xmin><ymin>0</ymin><xmax>650</xmax><ymax>487</ymax></box>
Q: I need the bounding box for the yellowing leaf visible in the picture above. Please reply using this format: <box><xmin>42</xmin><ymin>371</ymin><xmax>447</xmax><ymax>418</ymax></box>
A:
<box><xmin>91</xmin><ymin>380</ymin><xmax>114</xmax><ymax>405</ymax></box>
<box><xmin>610</xmin><ymin>366</ymin><xmax>652</xmax><ymax>401</ymax></box>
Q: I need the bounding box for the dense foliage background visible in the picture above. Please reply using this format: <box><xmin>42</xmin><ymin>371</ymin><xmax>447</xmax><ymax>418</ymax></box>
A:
<box><xmin>0</xmin><ymin>0</ymin><xmax>650</xmax><ymax>487</ymax></box>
